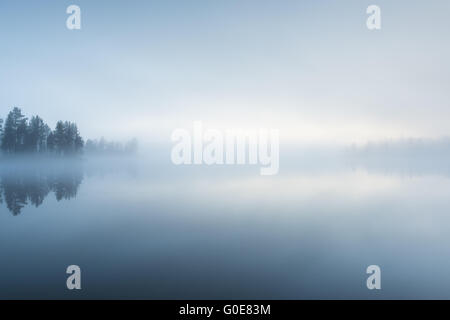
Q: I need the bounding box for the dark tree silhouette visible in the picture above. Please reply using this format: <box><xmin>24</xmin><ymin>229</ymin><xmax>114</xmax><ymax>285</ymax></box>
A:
<box><xmin>0</xmin><ymin>107</ymin><xmax>84</xmax><ymax>156</ymax></box>
<box><xmin>1</xmin><ymin>107</ymin><xmax>27</xmax><ymax>153</ymax></box>
<box><xmin>0</xmin><ymin>107</ymin><xmax>135</xmax><ymax>157</ymax></box>
<box><xmin>25</xmin><ymin>116</ymin><xmax>48</xmax><ymax>153</ymax></box>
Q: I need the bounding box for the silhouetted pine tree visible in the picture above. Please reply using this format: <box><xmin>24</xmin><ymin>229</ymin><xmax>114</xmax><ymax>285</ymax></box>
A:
<box><xmin>0</xmin><ymin>118</ymin><xmax>3</xmax><ymax>142</ymax></box>
<box><xmin>1</xmin><ymin>107</ymin><xmax>85</xmax><ymax>156</ymax></box>
<box><xmin>53</xmin><ymin>121</ymin><xmax>66</xmax><ymax>155</ymax></box>
<box><xmin>25</xmin><ymin>116</ymin><xmax>47</xmax><ymax>153</ymax></box>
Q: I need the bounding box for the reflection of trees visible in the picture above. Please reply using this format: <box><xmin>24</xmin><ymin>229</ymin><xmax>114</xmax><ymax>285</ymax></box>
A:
<box><xmin>0</xmin><ymin>166</ymin><xmax>83</xmax><ymax>215</ymax></box>
<box><xmin>52</xmin><ymin>173</ymin><xmax>80</xmax><ymax>201</ymax></box>
<box><xmin>3</xmin><ymin>175</ymin><xmax>29</xmax><ymax>215</ymax></box>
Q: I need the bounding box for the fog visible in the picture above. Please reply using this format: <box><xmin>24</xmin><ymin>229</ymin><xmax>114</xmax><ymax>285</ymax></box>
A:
<box><xmin>1</xmin><ymin>0</ymin><xmax>450</xmax><ymax>299</ymax></box>
<box><xmin>1</xmin><ymin>1</ymin><xmax>450</xmax><ymax>144</ymax></box>
<box><xmin>1</xmin><ymin>136</ymin><xmax>450</xmax><ymax>217</ymax></box>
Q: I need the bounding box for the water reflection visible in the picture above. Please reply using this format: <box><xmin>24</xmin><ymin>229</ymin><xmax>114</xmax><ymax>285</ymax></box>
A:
<box><xmin>0</xmin><ymin>165</ymin><xmax>83</xmax><ymax>215</ymax></box>
<box><xmin>0</xmin><ymin>152</ymin><xmax>450</xmax><ymax>299</ymax></box>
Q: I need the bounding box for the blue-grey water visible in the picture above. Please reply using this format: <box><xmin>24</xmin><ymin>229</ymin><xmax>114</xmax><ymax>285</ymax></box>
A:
<box><xmin>1</xmin><ymin>151</ymin><xmax>450</xmax><ymax>299</ymax></box>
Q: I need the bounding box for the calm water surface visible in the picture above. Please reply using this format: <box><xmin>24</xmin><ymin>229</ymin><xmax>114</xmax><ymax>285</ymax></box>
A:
<box><xmin>1</xmin><ymin>155</ymin><xmax>450</xmax><ymax>299</ymax></box>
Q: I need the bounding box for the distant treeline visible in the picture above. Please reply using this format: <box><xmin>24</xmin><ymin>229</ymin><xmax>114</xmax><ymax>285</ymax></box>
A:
<box><xmin>347</xmin><ymin>137</ymin><xmax>450</xmax><ymax>157</ymax></box>
<box><xmin>0</xmin><ymin>107</ymin><xmax>137</xmax><ymax>156</ymax></box>
<box><xmin>85</xmin><ymin>138</ymin><xmax>138</xmax><ymax>155</ymax></box>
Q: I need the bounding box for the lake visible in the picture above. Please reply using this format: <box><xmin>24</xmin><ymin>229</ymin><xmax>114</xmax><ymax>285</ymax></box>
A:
<box><xmin>1</xmin><ymin>152</ymin><xmax>450</xmax><ymax>299</ymax></box>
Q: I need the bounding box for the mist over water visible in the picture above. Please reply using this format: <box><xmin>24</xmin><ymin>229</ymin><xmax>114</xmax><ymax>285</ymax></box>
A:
<box><xmin>1</xmin><ymin>142</ymin><xmax>450</xmax><ymax>299</ymax></box>
<box><xmin>0</xmin><ymin>0</ymin><xmax>449</xmax><ymax>301</ymax></box>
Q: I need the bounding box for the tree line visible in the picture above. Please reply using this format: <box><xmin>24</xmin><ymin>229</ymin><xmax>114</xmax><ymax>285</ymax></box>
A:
<box><xmin>85</xmin><ymin>137</ymin><xmax>138</xmax><ymax>155</ymax></box>
<box><xmin>0</xmin><ymin>107</ymin><xmax>83</xmax><ymax>155</ymax></box>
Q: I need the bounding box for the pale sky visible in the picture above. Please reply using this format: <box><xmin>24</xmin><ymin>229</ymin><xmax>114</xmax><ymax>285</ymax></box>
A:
<box><xmin>0</xmin><ymin>0</ymin><xmax>449</xmax><ymax>144</ymax></box>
